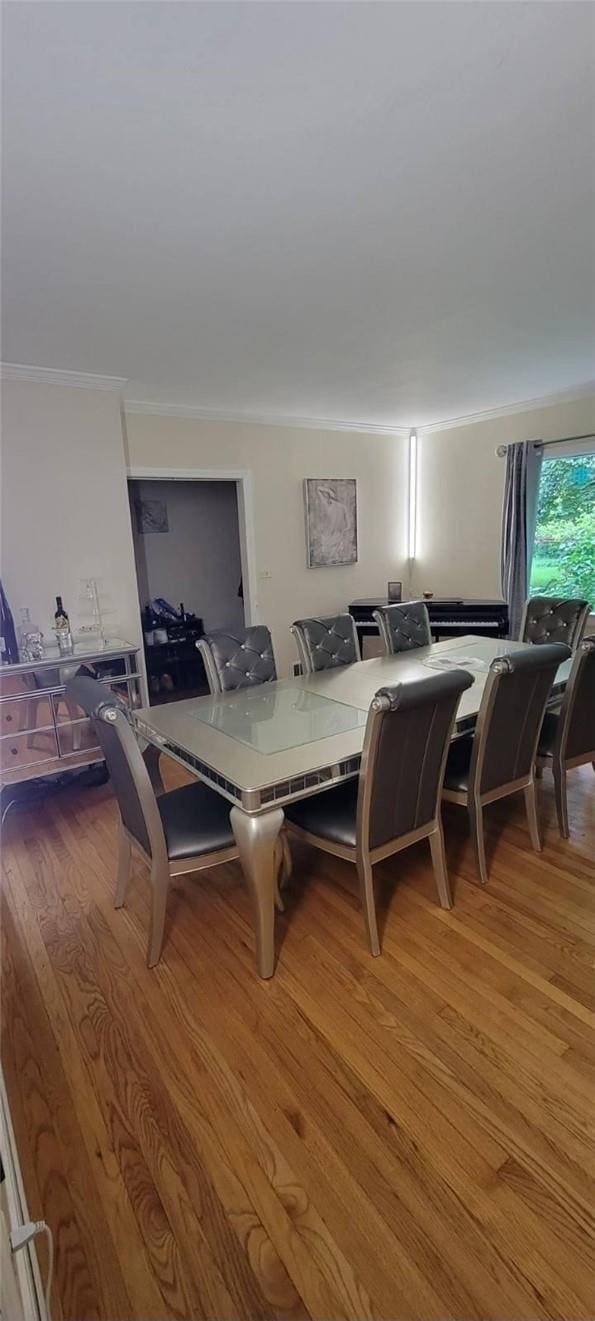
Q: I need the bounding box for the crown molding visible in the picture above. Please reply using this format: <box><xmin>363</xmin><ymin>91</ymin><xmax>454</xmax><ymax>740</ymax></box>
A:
<box><xmin>0</xmin><ymin>362</ymin><xmax>127</xmax><ymax>392</ymax></box>
<box><xmin>3</xmin><ymin>362</ymin><xmax>592</xmax><ymax>433</ymax></box>
<box><xmin>417</xmin><ymin>381</ymin><xmax>595</xmax><ymax>435</ymax></box>
<box><xmin>123</xmin><ymin>397</ymin><xmax>410</xmax><ymax>437</ymax></box>
<box><xmin>124</xmin><ymin>381</ymin><xmax>594</xmax><ymax>436</ymax></box>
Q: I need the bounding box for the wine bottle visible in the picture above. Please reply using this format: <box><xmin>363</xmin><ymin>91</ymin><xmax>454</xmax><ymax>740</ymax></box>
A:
<box><xmin>54</xmin><ymin>594</ymin><xmax>73</xmax><ymax>653</ymax></box>
<box><xmin>0</xmin><ymin>579</ymin><xmax>19</xmax><ymax>664</ymax></box>
<box><xmin>55</xmin><ymin>595</ymin><xmax>69</xmax><ymax>630</ymax></box>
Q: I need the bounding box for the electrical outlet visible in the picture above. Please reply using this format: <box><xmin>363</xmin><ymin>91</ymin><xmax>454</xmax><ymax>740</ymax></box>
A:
<box><xmin>258</xmin><ymin>569</ymin><xmax>272</xmax><ymax>580</ymax></box>
<box><xmin>293</xmin><ymin>661</ymin><xmax>303</xmax><ymax>676</ymax></box>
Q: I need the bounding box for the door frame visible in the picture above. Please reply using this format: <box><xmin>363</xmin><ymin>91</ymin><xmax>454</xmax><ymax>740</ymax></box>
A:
<box><xmin>126</xmin><ymin>466</ymin><xmax>259</xmax><ymax>628</ymax></box>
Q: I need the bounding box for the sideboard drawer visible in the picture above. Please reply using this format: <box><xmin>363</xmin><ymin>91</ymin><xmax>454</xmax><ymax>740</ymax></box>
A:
<box><xmin>0</xmin><ymin>694</ymin><xmax>53</xmax><ymax>736</ymax></box>
<box><xmin>0</xmin><ymin>728</ymin><xmax>59</xmax><ymax>773</ymax></box>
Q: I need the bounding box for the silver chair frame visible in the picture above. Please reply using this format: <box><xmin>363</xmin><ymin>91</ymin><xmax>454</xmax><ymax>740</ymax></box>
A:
<box><xmin>287</xmin><ymin>688</ymin><xmax>461</xmax><ymax>955</ymax></box>
<box><xmin>519</xmin><ymin>598</ymin><xmax>590</xmax><ymax>651</ymax></box>
<box><xmin>536</xmin><ymin>637</ymin><xmax>595</xmax><ymax>837</ymax></box>
<box><xmin>290</xmin><ymin>614</ymin><xmax>361</xmax><ymax>676</ymax></box>
<box><xmin>196</xmin><ymin>636</ymin><xmax>225</xmax><ymax>695</ymax></box>
<box><xmin>99</xmin><ymin>704</ymin><xmax>240</xmax><ymax>967</ymax></box>
<box><xmin>442</xmin><ymin>659</ymin><xmax>545</xmax><ymax>883</ymax></box>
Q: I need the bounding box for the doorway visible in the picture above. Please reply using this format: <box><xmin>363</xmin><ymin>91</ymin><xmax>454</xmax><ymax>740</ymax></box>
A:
<box><xmin>128</xmin><ymin>476</ymin><xmax>246</xmax><ymax>705</ymax></box>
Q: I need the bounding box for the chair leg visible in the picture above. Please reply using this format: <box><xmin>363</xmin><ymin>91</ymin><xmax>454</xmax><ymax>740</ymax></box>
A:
<box><xmin>25</xmin><ymin>697</ymin><xmax>39</xmax><ymax>748</ymax></box>
<box><xmin>273</xmin><ymin>831</ymin><xmax>293</xmax><ymax>913</ymax></box>
<box><xmin>273</xmin><ymin>838</ymin><xmax>285</xmax><ymax>913</ymax></box>
<box><xmin>553</xmin><ymin>763</ymin><xmax>569</xmax><ymax>839</ymax></box>
<box><xmin>524</xmin><ymin>779</ymin><xmax>542</xmax><ymax>852</ymax></box>
<box><xmin>147</xmin><ymin>860</ymin><xmax>169</xmax><ymax>968</ymax></box>
<box><xmin>114</xmin><ymin>823</ymin><xmax>132</xmax><ymax>908</ymax></box>
<box><xmin>468</xmin><ymin>798</ymin><xmax>488</xmax><ymax>884</ymax></box>
<box><xmin>281</xmin><ymin>831</ymin><xmax>293</xmax><ymax>885</ymax></box>
<box><xmin>429</xmin><ymin>821</ymin><xmax>452</xmax><ymax>909</ymax></box>
<box><xmin>65</xmin><ymin>698</ymin><xmax>82</xmax><ymax>751</ymax></box>
<box><xmin>355</xmin><ymin>853</ymin><xmax>380</xmax><ymax>957</ymax></box>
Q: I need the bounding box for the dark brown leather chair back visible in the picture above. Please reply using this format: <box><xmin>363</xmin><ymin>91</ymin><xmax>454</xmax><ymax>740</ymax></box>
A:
<box><xmin>199</xmin><ymin>625</ymin><xmax>277</xmax><ymax>693</ymax></box>
<box><xmin>471</xmin><ymin>643</ymin><xmax>570</xmax><ymax>795</ymax></box>
<box><xmin>521</xmin><ymin>596</ymin><xmax>589</xmax><ymax>649</ymax></box>
<box><xmin>291</xmin><ymin>614</ymin><xmax>360</xmax><ymax>674</ymax></box>
<box><xmin>373</xmin><ymin>601</ymin><xmax>432</xmax><ymax>654</ymax></box>
<box><xmin>66</xmin><ymin>673</ymin><xmax>161</xmax><ymax>858</ymax></box>
<box><xmin>556</xmin><ymin>636</ymin><xmax>595</xmax><ymax>762</ymax></box>
<box><xmin>359</xmin><ymin>670</ymin><xmax>474</xmax><ymax>850</ymax></box>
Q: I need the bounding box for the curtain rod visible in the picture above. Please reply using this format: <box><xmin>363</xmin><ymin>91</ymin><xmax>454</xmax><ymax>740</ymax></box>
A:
<box><xmin>495</xmin><ymin>433</ymin><xmax>595</xmax><ymax>458</ymax></box>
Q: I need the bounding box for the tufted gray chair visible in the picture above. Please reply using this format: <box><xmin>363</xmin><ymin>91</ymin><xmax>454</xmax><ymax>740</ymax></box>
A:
<box><xmin>291</xmin><ymin>613</ymin><xmax>361</xmax><ymax>674</ymax></box>
<box><xmin>67</xmin><ymin>670</ymin><xmax>288</xmax><ymax>969</ymax></box>
<box><xmin>66</xmin><ymin>673</ymin><xmax>240</xmax><ymax>967</ymax></box>
<box><xmin>537</xmin><ymin>636</ymin><xmax>595</xmax><ymax>837</ymax></box>
<box><xmin>373</xmin><ymin>601</ymin><xmax>432</xmax><ymax>655</ymax></box>
<box><xmin>285</xmin><ymin>669</ymin><xmax>474</xmax><ymax>954</ymax></box>
<box><xmin>197</xmin><ymin>625</ymin><xmax>277</xmax><ymax>694</ymax></box>
<box><xmin>520</xmin><ymin>596</ymin><xmax>589</xmax><ymax>651</ymax></box>
<box><xmin>442</xmin><ymin>642</ymin><xmax>570</xmax><ymax>883</ymax></box>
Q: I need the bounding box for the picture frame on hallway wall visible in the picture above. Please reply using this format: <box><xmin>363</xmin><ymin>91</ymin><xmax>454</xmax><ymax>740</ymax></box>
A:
<box><xmin>304</xmin><ymin>478</ymin><xmax>358</xmax><ymax>568</ymax></box>
<box><xmin>135</xmin><ymin>497</ymin><xmax>169</xmax><ymax>534</ymax></box>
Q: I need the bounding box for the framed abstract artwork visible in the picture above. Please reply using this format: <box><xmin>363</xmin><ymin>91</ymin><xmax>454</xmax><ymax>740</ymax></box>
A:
<box><xmin>135</xmin><ymin>498</ymin><xmax>169</xmax><ymax>534</ymax></box>
<box><xmin>304</xmin><ymin>478</ymin><xmax>358</xmax><ymax>568</ymax></box>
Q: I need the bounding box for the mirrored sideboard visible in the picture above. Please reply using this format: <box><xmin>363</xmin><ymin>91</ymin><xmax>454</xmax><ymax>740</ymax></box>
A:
<box><xmin>0</xmin><ymin>639</ymin><xmax>142</xmax><ymax>801</ymax></box>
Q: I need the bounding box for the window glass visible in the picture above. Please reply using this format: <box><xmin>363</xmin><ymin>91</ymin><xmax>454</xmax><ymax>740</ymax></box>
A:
<box><xmin>530</xmin><ymin>454</ymin><xmax>595</xmax><ymax>607</ymax></box>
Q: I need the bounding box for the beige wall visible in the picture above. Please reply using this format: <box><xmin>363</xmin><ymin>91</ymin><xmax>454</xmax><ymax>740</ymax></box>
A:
<box><xmin>124</xmin><ymin>413</ymin><xmax>409</xmax><ymax>675</ymax></box>
<box><xmin>3</xmin><ymin>379</ymin><xmax>592</xmax><ymax>688</ymax></box>
<box><xmin>413</xmin><ymin>393</ymin><xmax>595</xmax><ymax>600</ymax></box>
<box><xmin>1</xmin><ymin>380</ymin><xmax>142</xmax><ymax>653</ymax></box>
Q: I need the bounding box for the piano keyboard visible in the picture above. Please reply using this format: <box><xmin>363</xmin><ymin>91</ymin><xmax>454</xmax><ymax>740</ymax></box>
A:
<box><xmin>432</xmin><ymin>620</ymin><xmax>500</xmax><ymax>630</ymax></box>
<box><xmin>349</xmin><ymin>598</ymin><xmax>510</xmax><ymax>642</ymax></box>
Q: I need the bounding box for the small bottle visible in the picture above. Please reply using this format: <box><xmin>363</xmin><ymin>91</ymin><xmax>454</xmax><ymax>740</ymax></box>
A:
<box><xmin>19</xmin><ymin>608</ymin><xmax>44</xmax><ymax>661</ymax></box>
<box><xmin>54</xmin><ymin>595</ymin><xmax>73</xmax><ymax>653</ymax></box>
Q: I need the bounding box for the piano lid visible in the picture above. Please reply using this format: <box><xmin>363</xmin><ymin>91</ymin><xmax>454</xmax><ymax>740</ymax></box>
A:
<box><xmin>349</xmin><ymin>597</ymin><xmax>506</xmax><ymax>609</ymax></box>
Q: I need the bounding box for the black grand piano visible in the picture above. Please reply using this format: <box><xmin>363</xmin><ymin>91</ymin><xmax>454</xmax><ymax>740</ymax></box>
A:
<box><xmin>349</xmin><ymin>597</ymin><xmax>510</xmax><ymax>648</ymax></box>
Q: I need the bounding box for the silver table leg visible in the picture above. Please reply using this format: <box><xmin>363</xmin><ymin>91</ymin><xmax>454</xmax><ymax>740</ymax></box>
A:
<box><xmin>230</xmin><ymin>805</ymin><xmax>284</xmax><ymax>979</ymax></box>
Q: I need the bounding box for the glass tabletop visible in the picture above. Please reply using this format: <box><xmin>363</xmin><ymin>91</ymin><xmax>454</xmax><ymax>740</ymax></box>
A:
<box><xmin>189</xmin><ymin>684</ymin><xmax>368</xmax><ymax>754</ymax></box>
<box><xmin>432</xmin><ymin>637</ymin><xmax>520</xmax><ymax>663</ymax></box>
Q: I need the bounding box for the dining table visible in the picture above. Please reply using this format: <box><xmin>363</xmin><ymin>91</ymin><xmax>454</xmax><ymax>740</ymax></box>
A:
<box><xmin>134</xmin><ymin>634</ymin><xmax>571</xmax><ymax>978</ymax></box>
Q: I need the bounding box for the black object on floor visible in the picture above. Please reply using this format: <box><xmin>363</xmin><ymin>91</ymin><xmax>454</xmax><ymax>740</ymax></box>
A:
<box><xmin>0</xmin><ymin>761</ymin><xmax>108</xmax><ymax>823</ymax></box>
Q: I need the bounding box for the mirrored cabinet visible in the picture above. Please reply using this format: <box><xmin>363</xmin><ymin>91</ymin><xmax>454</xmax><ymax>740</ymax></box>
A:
<box><xmin>0</xmin><ymin>639</ymin><xmax>141</xmax><ymax>800</ymax></box>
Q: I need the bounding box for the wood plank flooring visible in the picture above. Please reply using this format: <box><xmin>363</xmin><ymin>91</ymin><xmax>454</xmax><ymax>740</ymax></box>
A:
<box><xmin>1</xmin><ymin>759</ymin><xmax>594</xmax><ymax>1320</ymax></box>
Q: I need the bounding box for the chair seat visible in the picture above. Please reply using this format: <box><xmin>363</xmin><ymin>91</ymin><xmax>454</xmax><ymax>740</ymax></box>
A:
<box><xmin>157</xmin><ymin>781</ymin><xmax>235</xmax><ymax>861</ymax></box>
<box><xmin>538</xmin><ymin>710</ymin><xmax>559</xmax><ymax>755</ymax></box>
<box><xmin>285</xmin><ymin>779</ymin><xmax>359</xmax><ymax>849</ymax></box>
<box><xmin>443</xmin><ymin>735</ymin><xmax>473</xmax><ymax>793</ymax></box>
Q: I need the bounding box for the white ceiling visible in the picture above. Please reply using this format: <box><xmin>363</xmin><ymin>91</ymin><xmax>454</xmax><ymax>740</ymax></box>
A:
<box><xmin>2</xmin><ymin>1</ymin><xmax>594</xmax><ymax>429</ymax></box>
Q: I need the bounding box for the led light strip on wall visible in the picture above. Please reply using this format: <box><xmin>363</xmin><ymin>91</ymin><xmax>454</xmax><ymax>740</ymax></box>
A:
<box><xmin>408</xmin><ymin>429</ymin><xmax>418</xmax><ymax>560</ymax></box>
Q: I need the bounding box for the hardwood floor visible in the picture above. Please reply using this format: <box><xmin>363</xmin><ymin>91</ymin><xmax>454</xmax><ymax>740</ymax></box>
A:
<box><xmin>1</xmin><ymin>759</ymin><xmax>594</xmax><ymax>1320</ymax></box>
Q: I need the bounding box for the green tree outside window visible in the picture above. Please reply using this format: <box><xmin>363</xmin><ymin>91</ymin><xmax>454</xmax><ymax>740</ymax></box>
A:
<box><xmin>530</xmin><ymin>455</ymin><xmax>595</xmax><ymax>607</ymax></box>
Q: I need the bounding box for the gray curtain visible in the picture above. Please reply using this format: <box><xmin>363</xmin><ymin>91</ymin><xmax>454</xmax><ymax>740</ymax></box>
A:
<box><xmin>500</xmin><ymin>441</ymin><xmax>543</xmax><ymax>637</ymax></box>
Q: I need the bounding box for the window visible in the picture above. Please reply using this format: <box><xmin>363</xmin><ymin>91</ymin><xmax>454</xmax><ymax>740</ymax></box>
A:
<box><xmin>530</xmin><ymin>451</ymin><xmax>595</xmax><ymax>607</ymax></box>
